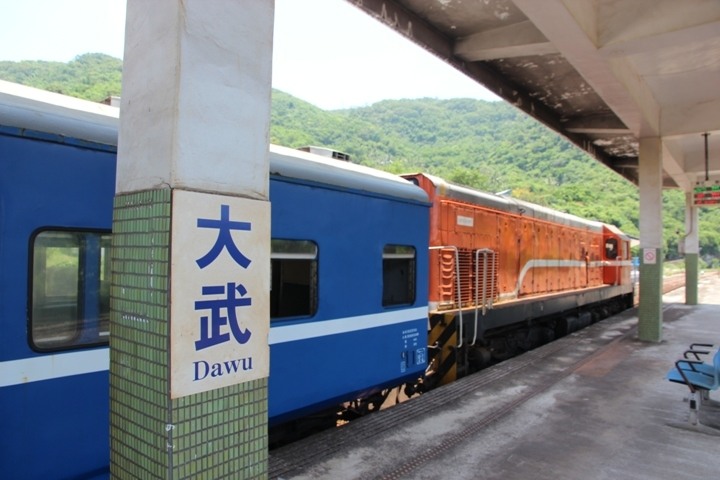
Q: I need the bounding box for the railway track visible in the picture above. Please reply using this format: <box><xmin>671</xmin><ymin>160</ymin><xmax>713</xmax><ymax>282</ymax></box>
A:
<box><xmin>662</xmin><ymin>270</ymin><xmax>718</xmax><ymax>295</ymax></box>
<box><xmin>663</xmin><ymin>273</ymin><xmax>686</xmax><ymax>294</ymax></box>
<box><xmin>632</xmin><ymin>271</ymin><xmax>702</xmax><ymax>306</ymax></box>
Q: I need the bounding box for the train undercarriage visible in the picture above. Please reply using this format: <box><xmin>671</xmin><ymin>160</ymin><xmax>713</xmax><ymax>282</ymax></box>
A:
<box><xmin>420</xmin><ymin>285</ymin><xmax>635</xmax><ymax>391</ymax></box>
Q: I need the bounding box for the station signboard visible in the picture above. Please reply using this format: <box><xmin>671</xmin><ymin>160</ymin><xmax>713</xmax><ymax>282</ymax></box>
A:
<box><xmin>170</xmin><ymin>189</ymin><xmax>270</xmax><ymax>398</ymax></box>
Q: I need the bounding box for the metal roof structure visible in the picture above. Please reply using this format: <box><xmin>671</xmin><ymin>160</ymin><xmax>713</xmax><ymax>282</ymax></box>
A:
<box><xmin>349</xmin><ymin>0</ymin><xmax>720</xmax><ymax>191</ymax></box>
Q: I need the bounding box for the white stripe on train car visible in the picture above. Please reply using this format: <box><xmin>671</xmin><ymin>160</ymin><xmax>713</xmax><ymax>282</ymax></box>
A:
<box><xmin>0</xmin><ymin>348</ymin><xmax>109</xmax><ymax>388</ymax></box>
<box><xmin>0</xmin><ymin>306</ymin><xmax>429</xmax><ymax>386</ymax></box>
<box><xmin>269</xmin><ymin>307</ymin><xmax>428</xmax><ymax>344</ymax></box>
<box><xmin>496</xmin><ymin>258</ymin><xmax>634</xmax><ymax>300</ymax></box>
<box><xmin>516</xmin><ymin>259</ymin><xmax>633</xmax><ymax>290</ymax></box>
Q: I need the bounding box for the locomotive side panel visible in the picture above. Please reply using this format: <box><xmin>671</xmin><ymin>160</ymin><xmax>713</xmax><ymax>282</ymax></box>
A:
<box><xmin>424</xmin><ymin>193</ymin><xmax>612</xmax><ymax>305</ymax></box>
<box><xmin>498</xmin><ymin>213</ymin><xmax>520</xmax><ymax>299</ymax></box>
<box><xmin>560</xmin><ymin>225</ymin><xmax>575</xmax><ymax>291</ymax></box>
<box><xmin>518</xmin><ymin>218</ymin><xmax>536</xmax><ymax>296</ymax></box>
<box><xmin>602</xmin><ymin>224</ymin><xmax>632</xmax><ymax>286</ymax></box>
<box><xmin>553</xmin><ymin>223</ymin><xmax>568</xmax><ymax>291</ymax></box>
<box><xmin>587</xmin><ymin>229</ymin><xmax>605</xmax><ymax>285</ymax></box>
<box><xmin>404</xmin><ymin>172</ymin><xmax>633</xmax><ymax>377</ymax></box>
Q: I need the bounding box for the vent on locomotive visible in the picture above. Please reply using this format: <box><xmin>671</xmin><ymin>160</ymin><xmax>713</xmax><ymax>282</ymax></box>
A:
<box><xmin>434</xmin><ymin>246</ymin><xmax>498</xmax><ymax>312</ymax></box>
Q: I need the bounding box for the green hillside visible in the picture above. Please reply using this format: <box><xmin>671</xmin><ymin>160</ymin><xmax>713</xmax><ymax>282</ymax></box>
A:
<box><xmin>2</xmin><ymin>53</ymin><xmax>718</xmax><ymax>264</ymax></box>
<box><xmin>0</xmin><ymin>53</ymin><xmax>122</xmax><ymax>101</ymax></box>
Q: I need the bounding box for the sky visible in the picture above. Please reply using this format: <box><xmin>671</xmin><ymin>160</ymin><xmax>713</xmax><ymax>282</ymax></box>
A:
<box><xmin>0</xmin><ymin>0</ymin><xmax>498</xmax><ymax>110</ymax></box>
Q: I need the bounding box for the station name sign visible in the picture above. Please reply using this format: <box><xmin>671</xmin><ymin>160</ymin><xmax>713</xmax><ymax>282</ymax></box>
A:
<box><xmin>170</xmin><ymin>190</ymin><xmax>270</xmax><ymax>398</ymax></box>
<box><xmin>693</xmin><ymin>185</ymin><xmax>720</xmax><ymax>206</ymax></box>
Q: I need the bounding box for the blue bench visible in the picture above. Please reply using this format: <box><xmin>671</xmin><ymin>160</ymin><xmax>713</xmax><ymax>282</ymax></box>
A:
<box><xmin>672</xmin><ymin>343</ymin><xmax>718</xmax><ymax>379</ymax></box>
<box><xmin>666</xmin><ymin>344</ymin><xmax>720</xmax><ymax>429</ymax></box>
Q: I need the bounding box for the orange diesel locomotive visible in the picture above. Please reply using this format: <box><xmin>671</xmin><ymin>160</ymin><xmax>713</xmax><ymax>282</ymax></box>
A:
<box><xmin>404</xmin><ymin>173</ymin><xmax>634</xmax><ymax>387</ymax></box>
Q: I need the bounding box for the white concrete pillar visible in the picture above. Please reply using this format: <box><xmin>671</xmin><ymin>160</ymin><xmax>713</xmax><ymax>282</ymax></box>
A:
<box><xmin>638</xmin><ymin>137</ymin><xmax>663</xmax><ymax>342</ymax></box>
<box><xmin>117</xmin><ymin>0</ymin><xmax>272</xmax><ymax>197</ymax></box>
<box><xmin>111</xmin><ymin>1</ymin><xmax>274</xmax><ymax>477</ymax></box>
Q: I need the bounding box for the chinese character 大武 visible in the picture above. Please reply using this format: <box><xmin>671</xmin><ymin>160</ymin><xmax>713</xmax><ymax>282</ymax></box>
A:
<box><xmin>194</xmin><ymin>282</ymin><xmax>252</xmax><ymax>351</ymax></box>
<box><xmin>196</xmin><ymin>204</ymin><xmax>251</xmax><ymax>269</ymax></box>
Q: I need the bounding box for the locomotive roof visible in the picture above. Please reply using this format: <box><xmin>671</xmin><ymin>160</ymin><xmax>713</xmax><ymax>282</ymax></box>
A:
<box><xmin>0</xmin><ymin>80</ymin><xmax>428</xmax><ymax>205</ymax></box>
<box><xmin>418</xmin><ymin>173</ymin><xmax>604</xmax><ymax>232</ymax></box>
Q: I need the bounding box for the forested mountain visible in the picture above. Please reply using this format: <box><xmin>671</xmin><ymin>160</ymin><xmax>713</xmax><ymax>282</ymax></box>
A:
<box><xmin>0</xmin><ymin>53</ymin><xmax>122</xmax><ymax>101</ymax></box>
<box><xmin>2</xmin><ymin>53</ymin><xmax>718</xmax><ymax>263</ymax></box>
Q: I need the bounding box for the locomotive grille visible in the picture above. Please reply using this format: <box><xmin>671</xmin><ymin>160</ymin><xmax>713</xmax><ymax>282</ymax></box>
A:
<box><xmin>436</xmin><ymin>247</ymin><xmax>498</xmax><ymax>311</ymax></box>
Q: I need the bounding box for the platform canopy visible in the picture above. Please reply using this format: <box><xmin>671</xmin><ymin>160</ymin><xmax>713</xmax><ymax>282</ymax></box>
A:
<box><xmin>350</xmin><ymin>0</ymin><xmax>720</xmax><ymax>191</ymax></box>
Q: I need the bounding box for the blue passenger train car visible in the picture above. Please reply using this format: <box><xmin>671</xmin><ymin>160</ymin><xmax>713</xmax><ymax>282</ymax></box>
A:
<box><xmin>0</xmin><ymin>82</ymin><xmax>117</xmax><ymax>479</ymax></box>
<box><xmin>0</xmin><ymin>81</ymin><xmax>429</xmax><ymax>479</ymax></box>
<box><xmin>266</xmin><ymin>146</ymin><xmax>430</xmax><ymax>425</ymax></box>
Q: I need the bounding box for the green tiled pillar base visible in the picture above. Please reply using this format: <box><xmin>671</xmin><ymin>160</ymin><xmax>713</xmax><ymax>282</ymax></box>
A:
<box><xmin>110</xmin><ymin>189</ymin><xmax>268</xmax><ymax>479</ymax></box>
<box><xmin>638</xmin><ymin>249</ymin><xmax>663</xmax><ymax>342</ymax></box>
<box><xmin>685</xmin><ymin>253</ymin><xmax>699</xmax><ymax>305</ymax></box>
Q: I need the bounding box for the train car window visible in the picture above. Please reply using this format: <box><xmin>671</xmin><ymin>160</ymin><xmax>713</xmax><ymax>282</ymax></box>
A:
<box><xmin>605</xmin><ymin>238</ymin><xmax>619</xmax><ymax>260</ymax></box>
<box><xmin>383</xmin><ymin>245</ymin><xmax>416</xmax><ymax>306</ymax></box>
<box><xmin>271</xmin><ymin>239</ymin><xmax>318</xmax><ymax>319</ymax></box>
<box><xmin>30</xmin><ymin>230</ymin><xmax>111</xmax><ymax>351</ymax></box>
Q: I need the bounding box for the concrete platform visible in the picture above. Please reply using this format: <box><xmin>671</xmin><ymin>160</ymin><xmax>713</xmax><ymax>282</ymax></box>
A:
<box><xmin>270</xmin><ymin>275</ymin><xmax>720</xmax><ymax>479</ymax></box>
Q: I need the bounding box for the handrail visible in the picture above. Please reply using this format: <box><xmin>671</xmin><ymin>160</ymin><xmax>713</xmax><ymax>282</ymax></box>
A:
<box><xmin>429</xmin><ymin>246</ymin><xmax>463</xmax><ymax>348</ymax></box>
<box><xmin>471</xmin><ymin>248</ymin><xmax>496</xmax><ymax>346</ymax></box>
